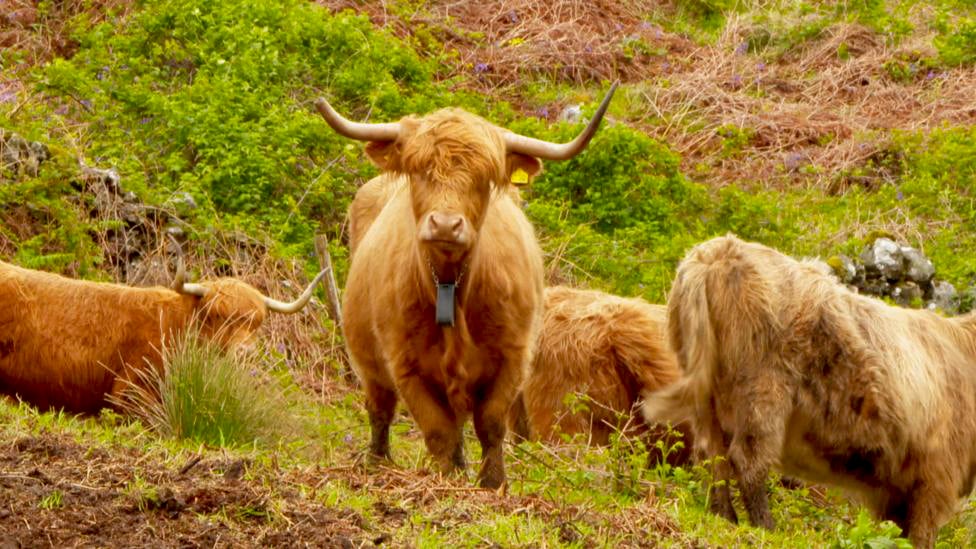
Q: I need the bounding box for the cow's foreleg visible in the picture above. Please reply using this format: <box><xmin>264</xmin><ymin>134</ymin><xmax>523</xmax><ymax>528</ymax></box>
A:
<box><xmin>472</xmin><ymin>350</ymin><xmax>524</xmax><ymax>489</ymax></box>
<box><xmin>396</xmin><ymin>372</ymin><xmax>465</xmax><ymax>475</ymax></box>
<box><xmin>364</xmin><ymin>380</ymin><xmax>397</xmax><ymax>461</ymax></box>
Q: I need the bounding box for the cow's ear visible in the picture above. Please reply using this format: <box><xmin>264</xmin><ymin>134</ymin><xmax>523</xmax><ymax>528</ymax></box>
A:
<box><xmin>506</xmin><ymin>154</ymin><xmax>542</xmax><ymax>186</ymax></box>
<box><xmin>364</xmin><ymin>140</ymin><xmax>399</xmax><ymax>170</ymax></box>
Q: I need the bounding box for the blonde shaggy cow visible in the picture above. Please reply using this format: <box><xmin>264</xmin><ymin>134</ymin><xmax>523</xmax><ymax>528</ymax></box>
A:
<box><xmin>319</xmin><ymin>84</ymin><xmax>616</xmax><ymax>488</ymax></box>
<box><xmin>0</xmin><ymin>260</ymin><xmax>326</xmax><ymax>413</ymax></box>
<box><xmin>510</xmin><ymin>286</ymin><xmax>693</xmax><ymax>465</ymax></box>
<box><xmin>644</xmin><ymin>234</ymin><xmax>976</xmax><ymax>548</ymax></box>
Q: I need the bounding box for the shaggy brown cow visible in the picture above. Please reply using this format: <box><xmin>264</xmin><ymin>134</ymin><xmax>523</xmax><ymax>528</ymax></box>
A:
<box><xmin>644</xmin><ymin>234</ymin><xmax>976</xmax><ymax>548</ymax></box>
<box><xmin>0</xmin><ymin>260</ymin><xmax>326</xmax><ymax>413</ymax></box>
<box><xmin>320</xmin><ymin>84</ymin><xmax>616</xmax><ymax>488</ymax></box>
<box><xmin>510</xmin><ymin>286</ymin><xmax>692</xmax><ymax>464</ymax></box>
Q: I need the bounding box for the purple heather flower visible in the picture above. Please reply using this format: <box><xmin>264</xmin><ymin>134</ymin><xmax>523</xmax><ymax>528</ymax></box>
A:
<box><xmin>80</xmin><ymin>99</ymin><xmax>93</xmax><ymax>110</ymax></box>
<box><xmin>735</xmin><ymin>42</ymin><xmax>748</xmax><ymax>55</ymax></box>
<box><xmin>731</xmin><ymin>74</ymin><xmax>742</xmax><ymax>86</ymax></box>
<box><xmin>584</xmin><ymin>45</ymin><xmax>593</xmax><ymax>53</ymax></box>
<box><xmin>926</xmin><ymin>70</ymin><xmax>936</xmax><ymax>80</ymax></box>
<box><xmin>474</xmin><ymin>62</ymin><xmax>488</xmax><ymax>73</ymax></box>
<box><xmin>756</xmin><ymin>61</ymin><xmax>766</xmax><ymax>71</ymax></box>
<box><xmin>507</xmin><ymin>10</ymin><xmax>518</xmax><ymax>24</ymax></box>
<box><xmin>139</xmin><ymin>117</ymin><xmax>151</xmax><ymax>124</ymax></box>
<box><xmin>896</xmin><ymin>189</ymin><xmax>904</xmax><ymax>201</ymax></box>
<box><xmin>640</xmin><ymin>21</ymin><xmax>652</xmax><ymax>30</ymax></box>
<box><xmin>614</xmin><ymin>22</ymin><xmax>623</xmax><ymax>32</ymax></box>
<box><xmin>343</xmin><ymin>433</ymin><xmax>354</xmax><ymax>444</ymax></box>
<box><xmin>537</xmin><ymin>107</ymin><xmax>549</xmax><ymax>118</ymax></box>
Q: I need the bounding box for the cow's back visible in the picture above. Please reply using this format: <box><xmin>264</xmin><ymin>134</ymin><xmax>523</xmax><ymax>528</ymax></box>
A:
<box><xmin>347</xmin><ymin>176</ymin><xmax>406</xmax><ymax>257</ymax></box>
<box><xmin>0</xmin><ymin>261</ymin><xmax>185</xmax><ymax>412</ymax></box>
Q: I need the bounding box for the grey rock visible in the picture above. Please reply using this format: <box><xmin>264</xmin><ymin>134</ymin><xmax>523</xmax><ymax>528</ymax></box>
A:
<box><xmin>891</xmin><ymin>281</ymin><xmax>923</xmax><ymax>307</ymax></box>
<box><xmin>859</xmin><ymin>237</ymin><xmax>904</xmax><ymax>281</ymax></box>
<box><xmin>165</xmin><ymin>225</ymin><xmax>185</xmax><ymax>239</ymax></box>
<box><xmin>927</xmin><ymin>281</ymin><xmax>959</xmax><ymax>313</ymax></box>
<box><xmin>166</xmin><ymin>191</ymin><xmax>198</xmax><ymax>211</ymax></box>
<box><xmin>859</xmin><ymin>277</ymin><xmax>890</xmax><ymax>297</ymax></box>
<box><xmin>83</xmin><ymin>166</ymin><xmax>122</xmax><ymax>193</ymax></box>
<box><xmin>558</xmin><ymin>104</ymin><xmax>582</xmax><ymax>123</ymax></box>
<box><xmin>901</xmin><ymin>246</ymin><xmax>935</xmax><ymax>284</ymax></box>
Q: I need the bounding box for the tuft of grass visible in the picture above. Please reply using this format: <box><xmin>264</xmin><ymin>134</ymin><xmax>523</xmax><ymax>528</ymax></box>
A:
<box><xmin>114</xmin><ymin>327</ymin><xmax>302</xmax><ymax>448</ymax></box>
<box><xmin>38</xmin><ymin>489</ymin><xmax>64</xmax><ymax>510</ymax></box>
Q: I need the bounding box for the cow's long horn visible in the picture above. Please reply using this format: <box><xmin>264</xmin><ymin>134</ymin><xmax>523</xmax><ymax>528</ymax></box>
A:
<box><xmin>314</xmin><ymin>98</ymin><xmax>400</xmax><ymax>142</ymax></box>
<box><xmin>263</xmin><ymin>268</ymin><xmax>330</xmax><ymax>314</ymax></box>
<box><xmin>179</xmin><ymin>283</ymin><xmax>209</xmax><ymax>297</ymax></box>
<box><xmin>503</xmin><ymin>81</ymin><xmax>618</xmax><ymax>160</ymax></box>
<box><xmin>171</xmin><ymin>254</ymin><xmax>187</xmax><ymax>291</ymax></box>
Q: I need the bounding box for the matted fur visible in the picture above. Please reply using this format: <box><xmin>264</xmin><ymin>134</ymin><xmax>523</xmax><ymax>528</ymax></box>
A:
<box><xmin>341</xmin><ymin>107</ymin><xmax>546</xmax><ymax>489</ymax></box>
<box><xmin>0</xmin><ymin>261</ymin><xmax>272</xmax><ymax>413</ymax></box>
<box><xmin>511</xmin><ymin>286</ymin><xmax>692</xmax><ymax>464</ymax></box>
<box><xmin>643</xmin><ymin>234</ymin><xmax>976</xmax><ymax>548</ymax></box>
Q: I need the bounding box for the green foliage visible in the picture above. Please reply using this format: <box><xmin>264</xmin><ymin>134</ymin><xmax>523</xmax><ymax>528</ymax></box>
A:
<box><xmin>935</xmin><ymin>17</ymin><xmax>976</xmax><ymax>66</ymax></box>
<box><xmin>832</xmin><ymin>509</ymin><xmax>912</xmax><ymax>549</ymax></box>
<box><xmin>38</xmin><ymin>489</ymin><xmax>64</xmax><ymax>510</ymax></box>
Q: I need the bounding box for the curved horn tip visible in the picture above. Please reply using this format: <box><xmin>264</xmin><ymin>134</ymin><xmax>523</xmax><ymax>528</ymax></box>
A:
<box><xmin>264</xmin><ymin>268</ymin><xmax>329</xmax><ymax>314</ymax></box>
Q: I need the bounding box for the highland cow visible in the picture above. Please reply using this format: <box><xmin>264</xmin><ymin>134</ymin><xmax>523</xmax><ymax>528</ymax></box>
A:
<box><xmin>321</xmin><ymin>83</ymin><xmax>616</xmax><ymax>488</ymax></box>
<box><xmin>510</xmin><ymin>286</ymin><xmax>692</xmax><ymax>465</ymax></box>
<box><xmin>644</xmin><ymin>234</ymin><xmax>976</xmax><ymax>548</ymax></box>
<box><xmin>0</xmin><ymin>260</ymin><xmax>326</xmax><ymax>413</ymax></box>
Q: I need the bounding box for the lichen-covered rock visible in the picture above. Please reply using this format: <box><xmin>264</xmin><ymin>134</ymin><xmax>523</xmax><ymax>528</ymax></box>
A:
<box><xmin>1</xmin><ymin>129</ymin><xmax>50</xmax><ymax>178</ymax></box>
<box><xmin>892</xmin><ymin>281</ymin><xmax>923</xmax><ymax>307</ymax></box>
<box><xmin>859</xmin><ymin>237</ymin><xmax>904</xmax><ymax>280</ymax></box>
<box><xmin>827</xmin><ymin>255</ymin><xmax>857</xmax><ymax>284</ymax></box>
<box><xmin>927</xmin><ymin>281</ymin><xmax>959</xmax><ymax>314</ymax></box>
<box><xmin>901</xmin><ymin>246</ymin><xmax>935</xmax><ymax>284</ymax></box>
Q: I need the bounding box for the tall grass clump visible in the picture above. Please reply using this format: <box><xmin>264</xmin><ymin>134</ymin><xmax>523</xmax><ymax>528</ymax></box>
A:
<box><xmin>116</xmin><ymin>327</ymin><xmax>301</xmax><ymax>448</ymax></box>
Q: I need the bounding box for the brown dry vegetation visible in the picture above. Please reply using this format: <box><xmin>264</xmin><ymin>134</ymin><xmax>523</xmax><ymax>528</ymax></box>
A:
<box><xmin>321</xmin><ymin>1</ymin><xmax>976</xmax><ymax>191</ymax></box>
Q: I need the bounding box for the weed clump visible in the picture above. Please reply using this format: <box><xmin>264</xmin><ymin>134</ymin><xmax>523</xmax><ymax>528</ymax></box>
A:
<box><xmin>115</xmin><ymin>327</ymin><xmax>301</xmax><ymax>448</ymax></box>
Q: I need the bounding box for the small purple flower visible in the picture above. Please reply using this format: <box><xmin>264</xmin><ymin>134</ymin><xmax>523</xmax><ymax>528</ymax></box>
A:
<box><xmin>926</xmin><ymin>70</ymin><xmax>936</xmax><ymax>80</ymax></box>
<box><xmin>756</xmin><ymin>61</ymin><xmax>766</xmax><ymax>72</ymax></box>
<box><xmin>276</xmin><ymin>342</ymin><xmax>286</xmax><ymax>354</ymax></box>
<box><xmin>474</xmin><ymin>62</ymin><xmax>488</xmax><ymax>74</ymax></box>
<box><xmin>614</xmin><ymin>22</ymin><xmax>623</xmax><ymax>32</ymax></box>
<box><xmin>537</xmin><ymin>107</ymin><xmax>549</xmax><ymax>118</ymax></box>
<box><xmin>584</xmin><ymin>45</ymin><xmax>593</xmax><ymax>53</ymax></box>
<box><xmin>784</xmin><ymin>152</ymin><xmax>805</xmax><ymax>171</ymax></box>
<box><xmin>55</xmin><ymin>105</ymin><xmax>69</xmax><ymax>115</ymax></box>
<box><xmin>735</xmin><ymin>42</ymin><xmax>748</xmax><ymax>55</ymax></box>
<box><xmin>80</xmin><ymin>99</ymin><xmax>93</xmax><ymax>110</ymax></box>
<box><xmin>640</xmin><ymin>21</ymin><xmax>652</xmax><ymax>31</ymax></box>
<box><xmin>661</xmin><ymin>61</ymin><xmax>670</xmax><ymax>70</ymax></box>
<box><xmin>656</xmin><ymin>29</ymin><xmax>663</xmax><ymax>39</ymax></box>
<box><xmin>343</xmin><ymin>433</ymin><xmax>354</xmax><ymax>444</ymax></box>
<box><xmin>731</xmin><ymin>74</ymin><xmax>742</xmax><ymax>86</ymax></box>
<box><xmin>139</xmin><ymin>117</ymin><xmax>151</xmax><ymax>124</ymax></box>
<box><xmin>96</xmin><ymin>66</ymin><xmax>110</xmax><ymax>81</ymax></box>
<box><xmin>249</xmin><ymin>368</ymin><xmax>258</xmax><ymax>377</ymax></box>
<box><xmin>896</xmin><ymin>189</ymin><xmax>904</xmax><ymax>201</ymax></box>
<box><xmin>0</xmin><ymin>90</ymin><xmax>15</xmax><ymax>103</ymax></box>
<box><xmin>507</xmin><ymin>10</ymin><xmax>518</xmax><ymax>24</ymax></box>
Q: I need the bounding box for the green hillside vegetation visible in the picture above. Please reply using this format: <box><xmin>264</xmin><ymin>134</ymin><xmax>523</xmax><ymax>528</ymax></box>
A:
<box><xmin>1</xmin><ymin>0</ymin><xmax>975</xmax><ymax>546</ymax></box>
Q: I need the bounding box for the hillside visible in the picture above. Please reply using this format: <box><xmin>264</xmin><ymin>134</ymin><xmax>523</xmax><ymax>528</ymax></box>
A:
<box><xmin>2</xmin><ymin>0</ymin><xmax>976</xmax><ymax>546</ymax></box>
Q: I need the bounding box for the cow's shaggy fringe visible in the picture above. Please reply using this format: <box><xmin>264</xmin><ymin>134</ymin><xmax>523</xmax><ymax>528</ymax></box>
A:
<box><xmin>111</xmin><ymin>325</ymin><xmax>302</xmax><ymax>448</ymax></box>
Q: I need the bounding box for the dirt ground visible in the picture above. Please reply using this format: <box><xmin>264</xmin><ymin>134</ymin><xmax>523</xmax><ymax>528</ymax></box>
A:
<box><xmin>0</xmin><ymin>432</ymin><xmax>373</xmax><ymax>548</ymax></box>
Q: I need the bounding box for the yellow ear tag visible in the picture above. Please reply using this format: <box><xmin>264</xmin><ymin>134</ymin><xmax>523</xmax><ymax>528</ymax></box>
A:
<box><xmin>511</xmin><ymin>168</ymin><xmax>530</xmax><ymax>185</ymax></box>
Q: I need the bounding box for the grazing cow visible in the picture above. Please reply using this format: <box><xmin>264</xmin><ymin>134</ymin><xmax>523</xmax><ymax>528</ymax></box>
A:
<box><xmin>0</xmin><ymin>260</ymin><xmax>326</xmax><ymax>413</ymax></box>
<box><xmin>320</xmin><ymin>84</ymin><xmax>616</xmax><ymax>488</ymax></box>
<box><xmin>509</xmin><ymin>286</ymin><xmax>692</xmax><ymax>465</ymax></box>
<box><xmin>643</xmin><ymin>234</ymin><xmax>976</xmax><ymax>548</ymax></box>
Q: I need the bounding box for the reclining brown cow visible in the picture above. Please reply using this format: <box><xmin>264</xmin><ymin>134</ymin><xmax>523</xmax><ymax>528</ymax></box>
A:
<box><xmin>0</xmin><ymin>260</ymin><xmax>326</xmax><ymax>413</ymax></box>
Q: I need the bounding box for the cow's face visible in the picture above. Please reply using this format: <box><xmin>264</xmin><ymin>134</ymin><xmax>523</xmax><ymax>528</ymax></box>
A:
<box><xmin>363</xmin><ymin>110</ymin><xmax>542</xmax><ymax>264</ymax></box>
<box><xmin>193</xmin><ymin>279</ymin><xmax>268</xmax><ymax>350</ymax></box>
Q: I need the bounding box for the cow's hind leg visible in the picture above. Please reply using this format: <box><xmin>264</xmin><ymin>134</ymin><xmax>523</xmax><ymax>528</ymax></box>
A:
<box><xmin>364</xmin><ymin>380</ymin><xmax>398</xmax><ymax>462</ymax></box>
<box><xmin>696</xmin><ymin>401</ymin><xmax>737</xmax><ymax>524</ymax></box>
<box><xmin>726</xmin><ymin>371</ymin><xmax>790</xmax><ymax>531</ymax></box>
